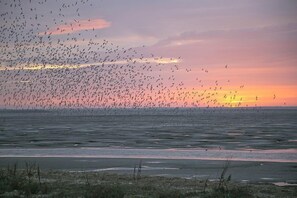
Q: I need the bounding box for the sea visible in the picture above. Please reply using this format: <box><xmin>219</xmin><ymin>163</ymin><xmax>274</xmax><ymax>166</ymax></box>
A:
<box><xmin>0</xmin><ymin>107</ymin><xmax>297</xmax><ymax>184</ymax></box>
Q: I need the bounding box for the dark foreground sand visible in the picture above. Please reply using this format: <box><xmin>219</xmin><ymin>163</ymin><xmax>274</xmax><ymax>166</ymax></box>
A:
<box><xmin>1</xmin><ymin>157</ymin><xmax>297</xmax><ymax>183</ymax></box>
<box><xmin>1</xmin><ymin>168</ymin><xmax>297</xmax><ymax>198</ymax></box>
<box><xmin>1</xmin><ymin>157</ymin><xmax>297</xmax><ymax>197</ymax></box>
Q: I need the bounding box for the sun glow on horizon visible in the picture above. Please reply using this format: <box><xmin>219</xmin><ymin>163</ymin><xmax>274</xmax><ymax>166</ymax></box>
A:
<box><xmin>0</xmin><ymin>1</ymin><xmax>296</xmax><ymax>109</ymax></box>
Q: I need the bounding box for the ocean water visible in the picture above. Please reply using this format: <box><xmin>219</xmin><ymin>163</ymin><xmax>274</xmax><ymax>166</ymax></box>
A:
<box><xmin>1</xmin><ymin>108</ymin><xmax>297</xmax><ymax>182</ymax></box>
<box><xmin>0</xmin><ymin>108</ymin><xmax>296</xmax><ymax>150</ymax></box>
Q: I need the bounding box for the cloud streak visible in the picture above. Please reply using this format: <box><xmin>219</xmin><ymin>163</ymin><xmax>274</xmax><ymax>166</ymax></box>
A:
<box><xmin>0</xmin><ymin>57</ymin><xmax>181</xmax><ymax>71</ymax></box>
<box><xmin>156</xmin><ymin>23</ymin><xmax>297</xmax><ymax>48</ymax></box>
<box><xmin>42</xmin><ymin>18</ymin><xmax>111</xmax><ymax>35</ymax></box>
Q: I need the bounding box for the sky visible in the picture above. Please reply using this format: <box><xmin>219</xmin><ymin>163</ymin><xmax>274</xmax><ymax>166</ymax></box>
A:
<box><xmin>0</xmin><ymin>0</ymin><xmax>297</xmax><ymax>108</ymax></box>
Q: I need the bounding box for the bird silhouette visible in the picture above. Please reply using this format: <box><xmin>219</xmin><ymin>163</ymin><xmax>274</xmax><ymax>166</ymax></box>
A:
<box><xmin>0</xmin><ymin>0</ymin><xmax>266</xmax><ymax>112</ymax></box>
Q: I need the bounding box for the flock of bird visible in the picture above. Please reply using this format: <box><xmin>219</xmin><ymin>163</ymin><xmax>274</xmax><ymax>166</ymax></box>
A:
<box><xmin>0</xmin><ymin>0</ymin><xmax>276</xmax><ymax>111</ymax></box>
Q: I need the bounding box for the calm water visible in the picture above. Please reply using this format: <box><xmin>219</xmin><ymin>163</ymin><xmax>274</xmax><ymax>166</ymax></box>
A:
<box><xmin>1</xmin><ymin>108</ymin><xmax>297</xmax><ymax>182</ymax></box>
<box><xmin>0</xmin><ymin>108</ymin><xmax>296</xmax><ymax>150</ymax></box>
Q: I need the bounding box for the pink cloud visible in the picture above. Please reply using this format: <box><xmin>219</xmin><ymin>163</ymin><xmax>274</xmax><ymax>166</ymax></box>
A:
<box><xmin>44</xmin><ymin>18</ymin><xmax>111</xmax><ymax>35</ymax></box>
<box><xmin>155</xmin><ymin>23</ymin><xmax>297</xmax><ymax>48</ymax></box>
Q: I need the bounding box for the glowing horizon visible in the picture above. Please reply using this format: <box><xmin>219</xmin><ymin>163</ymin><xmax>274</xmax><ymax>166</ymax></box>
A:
<box><xmin>0</xmin><ymin>0</ymin><xmax>296</xmax><ymax>108</ymax></box>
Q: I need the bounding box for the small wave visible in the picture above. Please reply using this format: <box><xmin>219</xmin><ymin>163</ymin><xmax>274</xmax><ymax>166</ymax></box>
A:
<box><xmin>261</xmin><ymin>178</ymin><xmax>278</xmax><ymax>180</ymax></box>
<box><xmin>70</xmin><ymin>166</ymin><xmax>178</xmax><ymax>172</ymax></box>
<box><xmin>273</xmin><ymin>182</ymin><xmax>297</xmax><ymax>187</ymax></box>
<box><xmin>146</xmin><ymin>161</ymin><xmax>163</xmax><ymax>164</ymax></box>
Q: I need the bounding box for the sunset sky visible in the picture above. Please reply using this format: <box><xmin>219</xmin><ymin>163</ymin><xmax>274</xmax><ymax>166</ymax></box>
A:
<box><xmin>0</xmin><ymin>0</ymin><xmax>297</xmax><ymax>108</ymax></box>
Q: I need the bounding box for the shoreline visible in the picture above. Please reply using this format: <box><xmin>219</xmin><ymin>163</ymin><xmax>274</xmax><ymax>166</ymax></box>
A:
<box><xmin>1</xmin><ymin>147</ymin><xmax>297</xmax><ymax>163</ymax></box>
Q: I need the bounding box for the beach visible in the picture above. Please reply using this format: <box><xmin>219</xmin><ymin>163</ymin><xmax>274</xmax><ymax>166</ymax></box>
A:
<box><xmin>1</xmin><ymin>0</ymin><xmax>297</xmax><ymax>196</ymax></box>
<box><xmin>1</xmin><ymin>162</ymin><xmax>297</xmax><ymax>197</ymax></box>
<box><xmin>1</xmin><ymin>108</ymin><xmax>297</xmax><ymax>196</ymax></box>
<box><xmin>1</xmin><ymin>155</ymin><xmax>297</xmax><ymax>184</ymax></box>
<box><xmin>1</xmin><ymin>147</ymin><xmax>297</xmax><ymax>183</ymax></box>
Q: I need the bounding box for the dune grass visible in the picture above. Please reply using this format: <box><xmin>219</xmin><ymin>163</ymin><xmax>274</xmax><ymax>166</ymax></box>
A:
<box><xmin>0</xmin><ymin>163</ymin><xmax>49</xmax><ymax>197</ymax></box>
<box><xmin>0</xmin><ymin>162</ymin><xmax>296</xmax><ymax>197</ymax></box>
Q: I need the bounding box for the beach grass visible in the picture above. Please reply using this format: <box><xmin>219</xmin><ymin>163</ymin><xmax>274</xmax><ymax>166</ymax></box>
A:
<box><xmin>0</xmin><ymin>163</ymin><xmax>296</xmax><ymax>197</ymax></box>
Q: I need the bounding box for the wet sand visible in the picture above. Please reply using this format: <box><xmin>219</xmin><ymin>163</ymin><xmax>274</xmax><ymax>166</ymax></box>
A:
<box><xmin>1</xmin><ymin>157</ymin><xmax>297</xmax><ymax>184</ymax></box>
<box><xmin>1</xmin><ymin>157</ymin><xmax>297</xmax><ymax>197</ymax></box>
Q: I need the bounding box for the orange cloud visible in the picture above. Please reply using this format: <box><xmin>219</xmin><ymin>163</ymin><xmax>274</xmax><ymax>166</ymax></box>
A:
<box><xmin>43</xmin><ymin>18</ymin><xmax>111</xmax><ymax>35</ymax></box>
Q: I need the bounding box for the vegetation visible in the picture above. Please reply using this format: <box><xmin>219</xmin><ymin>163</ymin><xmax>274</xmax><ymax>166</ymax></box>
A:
<box><xmin>0</xmin><ymin>162</ymin><xmax>296</xmax><ymax>197</ymax></box>
<box><xmin>0</xmin><ymin>163</ymin><xmax>48</xmax><ymax>197</ymax></box>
